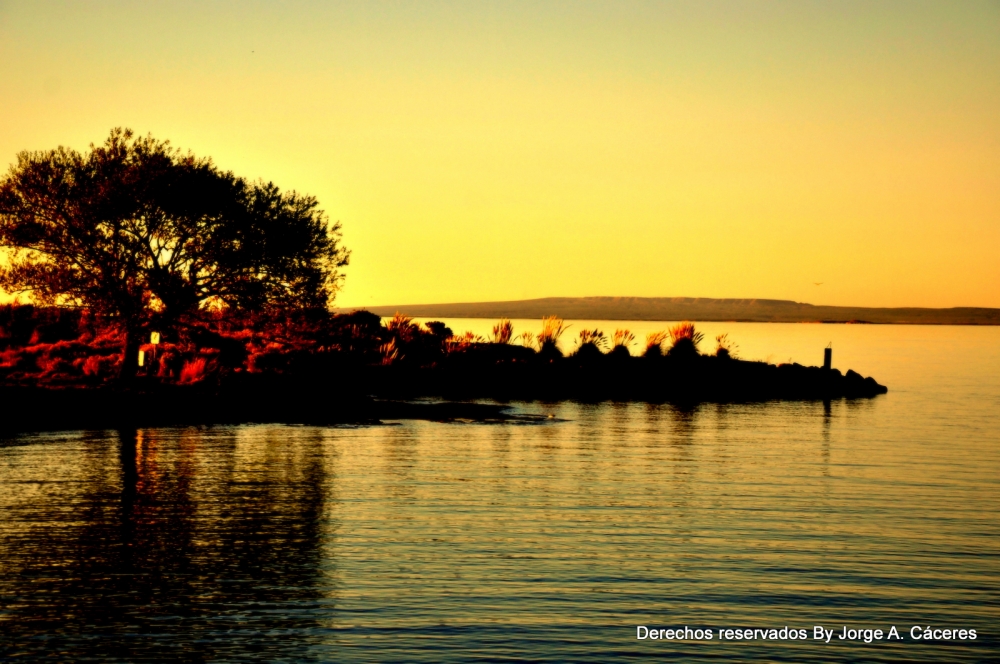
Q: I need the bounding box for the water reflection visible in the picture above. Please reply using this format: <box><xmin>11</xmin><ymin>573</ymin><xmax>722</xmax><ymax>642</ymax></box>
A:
<box><xmin>0</xmin><ymin>390</ymin><xmax>997</xmax><ymax>662</ymax></box>
<box><xmin>0</xmin><ymin>426</ymin><xmax>329</xmax><ymax>661</ymax></box>
<box><xmin>821</xmin><ymin>400</ymin><xmax>832</xmax><ymax>473</ymax></box>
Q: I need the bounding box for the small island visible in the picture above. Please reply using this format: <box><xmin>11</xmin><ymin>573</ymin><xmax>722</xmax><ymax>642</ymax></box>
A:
<box><xmin>0</xmin><ymin>130</ymin><xmax>885</xmax><ymax>434</ymax></box>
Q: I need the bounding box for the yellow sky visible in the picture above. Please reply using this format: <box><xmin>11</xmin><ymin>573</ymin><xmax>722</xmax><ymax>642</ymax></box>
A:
<box><xmin>1</xmin><ymin>1</ymin><xmax>998</xmax><ymax>309</ymax></box>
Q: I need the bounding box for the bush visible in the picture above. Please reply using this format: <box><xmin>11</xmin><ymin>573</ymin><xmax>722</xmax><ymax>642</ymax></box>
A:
<box><xmin>490</xmin><ymin>319</ymin><xmax>514</xmax><ymax>345</ymax></box>
<box><xmin>538</xmin><ymin>316</ymin><xmax>568</xmax><ymax>358</ymax></box>
<box><xmin>179</xmin><ymin>356</ymin><xmax>218</xmax><ymax>384</ymax></box>
<box><xmin>575</xmin><ymin>329</ymin><xmax>608</xmax><ymax>360</ymax></box>
<box><xmin>644</xmin><ymin>331</ymin><xmax>668</xmax><ymax>357</ymax></box>
<box><xmin>714</xmin><ymin>333</ymin><xmax>739</xmax><ymax>359</ymax></box>
<box><xmin>667</xmin><ymin>322</ymin><xmax>703</xmax><ymax>358</ymax></box>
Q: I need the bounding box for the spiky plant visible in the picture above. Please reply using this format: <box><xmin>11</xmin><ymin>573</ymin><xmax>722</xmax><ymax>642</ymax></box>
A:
<box><xmin>445</xmin><ymin>330</ymin><xmax>485</xmax><ymax>353</ymax></box>
<box><xmin>715</xmin><ymin>333</ymin><xmax>739</xmax><ymax>359</ymax></box>
<box><xmin>518</xmin><ymin>331</ymin><xmax>535</xmax><ymax>349</ymax></box>
<box><xmin>379</xmin><ymin>337</ymin><xmax>401</xmax><ymax>365</ymax></box>
<box><xmin>577</xmin><ymin>329</ymin><xmax>608</xmax><ymax>349</ymax></box>
<box><xmin>385</xmin><ymin>312</ymin><xmax>420</xmax><ymax>343</ymax></box>
<box><xmin>538</xmin><ymin>316</ymin><xmax>568</xmax><ymax>343</ymax></box>
<box><xmin>609</xmin><ymin>328</ymin><xmax>634</xmax><ymax>359</ymax></box>
<box><xmin>669</xmin><ymin>321</ymin><xmax>703</xmax><ymax>345</ymax></box>
<box><xmin>386</xmin><ymin>312</ymin><xmax>413</xmax><ymax>330</ymax></box>
<box><xmin>667</xmin><ymin>321</ymin><xmax>704</xmax><ymax>357</ymax></box>
<box><xmin>538</xmin><ymin>316</ymin><xmax>568</xmax><ymax>358</ymax></box>
<box><xmin>612</xmin><ymin>329</ymin><xmax>635</xmax><ymax>349</ymax></box>
<box><xmin>490</xmin><ymin>318</ymin><xmax>514</xmax><ymax>344</ymax></box>
<box><xmin>644</xmin><ymin>331</ymin><xmax>668</xmax><ymax>357</ymax></box>
<box><xmin>575</xmin><ymin>328</ymin><xmax>608</xmax><ymax>360</ymax></box>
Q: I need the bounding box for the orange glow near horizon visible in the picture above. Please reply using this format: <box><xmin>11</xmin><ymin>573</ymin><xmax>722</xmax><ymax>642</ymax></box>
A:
<box><xmin>1</xmin><ymin>1</ymin><xmax>998</xmax><ymax>309</ymax></box>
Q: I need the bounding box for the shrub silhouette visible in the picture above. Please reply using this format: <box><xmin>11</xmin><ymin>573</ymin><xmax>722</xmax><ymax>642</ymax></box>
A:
<box><xmin>425</xmin><ymin>321</ymin><xmax>453</xmax><ymax>339</ymax></box>
<box><xmin>538</xmin><ymin>316</ymin><xmax>568</xmax><ymax>359</ymax></box>
<box><xmin>644</xmin><ymin>331</ymin><xmax>668</xmax><ymax>357</ymax></box>
<box><xmin>379</xmin><ymin>338</ymin><xmax>401</xmax><ymax>365</ymax></box>
<box><xmin>386</xmin><ymin>313</ymin><xmax>420</xmax><ymax>343</ymax></box>
<box><xmin>179</xmin><ymin>356</ymin><xmax>217</xmax><ymax>384</ymax></box>
<box><xmin>610</xmin><ymin>328</ymin><xmax>635</xmax><ymax>360</ymax></box>
<box><xmin>574</xmin><ymin>329</ymin><xmax>608</xmax><ymax>360</ymax></box>
<box><xmin>490</xmin><ymin>319</ymin><xmax>514</xmax><ymax>345</ymax></box>
<box><xmin>714</xmin><ymin>333</ymin><xmax>739</xmax><ymax>359</ymax></box>
<box><xmin>667</xmin><ymin>322</ymin><xmax>704</xmax><ymax>358</ymax></box>
<box><xmin>446</xmin><ymin>331</ymin><xmax>486</xmax><ymax>353</ymax></box>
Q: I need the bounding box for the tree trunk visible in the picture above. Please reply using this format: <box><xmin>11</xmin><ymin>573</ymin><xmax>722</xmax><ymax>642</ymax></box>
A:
<box><xmin>119</xmin><ymin>326</ymin><xmax>142</xmax><ymax>383</ymax></box>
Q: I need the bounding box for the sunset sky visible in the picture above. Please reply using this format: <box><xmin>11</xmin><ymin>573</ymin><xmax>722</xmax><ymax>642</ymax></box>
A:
<box><xmin>1</xmin><ymin>1</ymin><xmax>998</xmax><ymax>309</ymax></box>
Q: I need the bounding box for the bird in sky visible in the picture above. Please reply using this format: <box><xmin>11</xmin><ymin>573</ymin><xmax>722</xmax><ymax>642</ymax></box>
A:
<box><xmin>813</xmin><ymin>282</ymin><xmax>823</xmax><ymax>286</ymax></box>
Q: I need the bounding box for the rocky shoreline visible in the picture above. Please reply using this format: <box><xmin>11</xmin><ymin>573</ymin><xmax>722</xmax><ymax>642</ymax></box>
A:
<box><xmin>1</xmin><ymin>353</ymin><xmax>885</xmax><ymax>435</ymax></box>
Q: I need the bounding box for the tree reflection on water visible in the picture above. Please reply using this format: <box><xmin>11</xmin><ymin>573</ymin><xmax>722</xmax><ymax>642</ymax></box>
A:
<box><xmin>0</xmin><ymin>427</ymin><xmax>330</xmax><ymax>661</ymax></box>
<box><xmin>1</xmin><ymin>394</ymin><xmax>996</xmax><ymax>663</ymax></box>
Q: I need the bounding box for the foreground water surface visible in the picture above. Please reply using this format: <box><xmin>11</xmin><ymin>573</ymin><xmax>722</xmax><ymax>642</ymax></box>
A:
<box><xmin>1</xmin><ymin>323</ymin><xmax>998</xmax><ymax>662</ymax></box>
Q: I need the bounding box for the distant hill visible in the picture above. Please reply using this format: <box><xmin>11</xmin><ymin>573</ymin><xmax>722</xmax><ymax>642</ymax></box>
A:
<box><xmin>341</xmin><ymin>297</ymin><xmax>1000</xmax><ymax>325</ymax></box>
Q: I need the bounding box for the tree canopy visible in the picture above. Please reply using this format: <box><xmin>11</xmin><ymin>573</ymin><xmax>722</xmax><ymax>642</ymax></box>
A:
<box><xmin>0</xmin><ymin>128</ymin><xmax>349</xmax><ymax>374</ymax></box>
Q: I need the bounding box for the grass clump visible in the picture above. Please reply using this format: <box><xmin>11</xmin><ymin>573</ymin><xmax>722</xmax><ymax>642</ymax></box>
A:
<box><xmin>379</xmin><ymin>338</ymin><xmax>401</xmax><ymax>365</ymax></box>
<box><xmin>612</xmin><ymin>329</ymin><xmax>635</xmax><ymax>349</ymax></box>
<box><xmin>386</xmin><ymin>313</ymin><xmax>420</xmax><ymax>344</ymax></box>
<box><xmin>538</xmin><ymin>316</ymin><xmax>569</xmax><ymax>358</ymax></box>
<box><xmin>643</xmin><ymin>331</ymin><xmax>668</xmax><ymax>358</ymax></box>
<box><xmin>667</xmin><ymin>322</ymin><xmax>704</xmax><ymax>358</ymax></box>
<box><xmin>577</xmin><ymin>329</ymin><xmax>608</xmax><ymax>349</ymax></box>
<box><xmin>179</xmin><ymin>356</ymin><xmax>217</xmax><ymax>384</ymax></box>
<box><xmin>714</xmin><ymin>333</ymin><xmax>739</xmax><ymax>359</ymax></box>
<box><xmin>446</xmin><ymin>330</ymin><xmax>486</xmax><ymax>353</ymax></box>
<box><xmin>610</xmin><ymin>328</ymin><xmax>635</xmax><ymax>359</ymax></box>
<box><xmin>490</xmin><ymin>319</ymin><xmax>514</xmax><ymax>345</ymax></box>
<box><xmin>575</xmin><ymin>328</ymin><xmax>608</xmax><ymax>360</ymax></box>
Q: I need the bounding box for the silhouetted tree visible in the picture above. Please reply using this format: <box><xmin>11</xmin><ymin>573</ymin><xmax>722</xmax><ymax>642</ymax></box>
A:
<box><xmin>0</xmin><ymin>128</ymin><xmax>349</xmax><ymax>378</ymax></box>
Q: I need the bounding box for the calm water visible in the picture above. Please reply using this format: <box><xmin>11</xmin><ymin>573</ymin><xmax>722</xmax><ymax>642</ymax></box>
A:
<box><xmin>1</xmin><ymin>323</ymin><xmax>998</xmax><ymax>662</ymax></box>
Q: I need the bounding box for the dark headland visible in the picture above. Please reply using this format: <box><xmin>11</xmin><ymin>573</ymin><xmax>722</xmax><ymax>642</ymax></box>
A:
<box><xmin>1</xmin><ymin>307</ymin><xmax>887</xmax><ymax>435</ymax></box>
<box><xmin>352</xmin><ymin>296</ymin><xmax>1000</xmax><ymax>326</ymax></box>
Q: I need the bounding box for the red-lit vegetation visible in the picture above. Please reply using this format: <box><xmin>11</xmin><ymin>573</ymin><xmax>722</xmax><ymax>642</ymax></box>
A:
<box><xmin>1</xmin><ymin>307</ymin><xmax>734</xmax><ymax>388</ymax></box>
<box><xmin>537</xmin><ymin>316</ymin><xmax>569</xmax><ymax>358</ymax></box>
<box><xmin>0</xmin><ymin>305</ymin><xmax>889</xmax><ymax>431</ymax></box>
<box><xmin>490</xmin><ymin>319</ymin><xmax>514</xmax><ymax>345</ymax></box>
<box><xmin>574</xmin><ymin>329</ymin><xmax>609</xmax><ymax>360</ymax></box>
<box><xmin>610</xmin><ymin>329</ymin><xmax>635</xmax><ymax>360</ymax></box>
<box><xmin>643</xmin><ymin>331</ymin><xmax>668</xmax><ymax>357</ymax></box>
<box><xmin>0</xmin><ymin>304</ymin><xmax>387</xmax><ymax>386</ymax></box>
<box><xmin>1</xmin><ymin>305</ymin><xmax>728</xmax><ymax>385</ymax></box>
<box><xmin>667</xmin><ymin>321</ymin><xmax>704</xmax><ymax>358</ymax></box>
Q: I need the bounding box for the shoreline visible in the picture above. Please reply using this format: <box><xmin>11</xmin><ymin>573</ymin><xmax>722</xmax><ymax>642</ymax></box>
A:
<box><xmin>1</xmin><ymin>354</ymin><xmax>887</xmax><ymax>435</ymax></box>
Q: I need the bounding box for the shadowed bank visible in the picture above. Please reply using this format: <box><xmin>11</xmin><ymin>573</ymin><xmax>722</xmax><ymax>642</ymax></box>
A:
<box><xmin>0</xmin><ymin>309</ymin><xmax>885</xmax><ymax>433</ymax></box>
